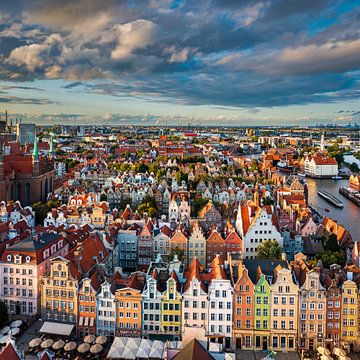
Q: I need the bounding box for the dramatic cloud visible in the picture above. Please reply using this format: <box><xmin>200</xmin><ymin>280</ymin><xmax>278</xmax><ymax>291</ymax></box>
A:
<box><xmin>0</xmin><ymin>0</ymin><xmax>359</xmax><ymax>117</ymax></box>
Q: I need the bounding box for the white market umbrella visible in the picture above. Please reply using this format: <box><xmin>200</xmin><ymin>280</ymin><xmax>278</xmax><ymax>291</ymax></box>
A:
<box><xmin>1</xmin><ymin>326</ymin><xmax>10</xmax><ymax>335</ymax></box>
<box><xmin>0</xmin><ymin>334</ymin><xmax>12</xmax><ymax>344</ymax></box>
<box><xmin>10</xmin><ymin>320</ymin><xmax>22</xmax><ymax>328</ymax></box>
<box><xmin>95</xmin><ymin>335</ymin><xmax>107</xmax><ymax>345</ymax></box>
<box><xmin>334</xmin><ymin>348</ymin><xmax>347</xmax><ymax>357</ymax></box>
<box><xmin>41</xmin><ymin>339</ymin><xmax>54</xmax><ymax>349</ymax></box>
<box><xmin>90</xmin><ymin>344</ymin><xmax>103</xmax><ymax>354</ymax></box>
<box><xmin>9</xmin><ymin>328</ymin><xmax>20</xmax><ymax>336</ymax></box>
<box><xmin>64</xmin><ymin>341</ymin><xmax>77</xmax><ymax>352</ymax></box>
<box><xmin>77</xmin><ymin>342</ymin><xmax>90</xmax><ymax>354</ymax></box>
<box><xmin>84</xmin><ymin>334</ymin><xmax>96</xmax><ymax>343</ymax></box>
<box><xmin>29</xmin><ymin>338</ymin><xmax>42</xmax><ymax>348</ymax></box>
<box><xmin>52</xmin><ymin>339</ymin><xmax>65</xmax><ymax>350</ymax></box>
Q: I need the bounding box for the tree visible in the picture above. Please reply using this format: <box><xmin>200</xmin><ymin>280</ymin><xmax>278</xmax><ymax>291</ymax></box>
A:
<box><xmin>32</xmin><ymin>202</ymin><xmax>50</xmax><ymax>225</ymax></box>
<box><xmin>100</xmin><ymin>194</ymin><xmax>108</xmax><ymax>202</ymax></box>
<box><xmin>169</xmin><ymin>246</ymin><xmax>185</xmax><ymax>262</ymax></box>
<box><xmin>133</xmin><ymin>163</ymin><xmax>149</xmax><ymax>173</ymax></box>
<box><xmin>315</xmin><ymin>251</ymin><xmax>345</xmax><ymax>268</ymax></box>
<box><xmin>257</xmin><ymin>240</ymin><xmax>282</xmax><ymax>260</ymax></box>
<box><xmin>137</xmin><ymin>195</ymin><xmax>157</xmax><ymax>217</ymax></box>
<box><xmin>324</xmin><ymin>234</ymin><xmax>340</xmax><ymax>252</ymax></box>
<box><xmin>262</xmin><ymin>197</ymin><xmax>274</xmax><ymax>205</ymax></box>
<box><xmin>0</xmin><ymin>301</ymin><xmax>8</xmax><ymax>327</ymax></box>
<box><xmin>192</xmin><ymin>198</ymin><xmax>209</xmax><ymax>217</ymax></box>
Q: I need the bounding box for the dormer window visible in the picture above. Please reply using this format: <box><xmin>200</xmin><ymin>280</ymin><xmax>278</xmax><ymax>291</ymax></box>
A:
<box><xmin>6</xmin><ymin>255</ymin><xmax>11</xmax><ymax>262</ymax></box>
<box><xmin>14</xmin><ymin>255</ymin><xmax>22</xmax><ymax>264</ymax></box>
<box><xmin>26</xmin><ymin>256</ymin><xmax>31</xmax><ymax>263</ymax></box>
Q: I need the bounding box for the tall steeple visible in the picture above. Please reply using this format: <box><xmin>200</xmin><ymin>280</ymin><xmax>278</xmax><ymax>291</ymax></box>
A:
<box><xmin>33</xmin><ymin>136</ymin><xmax>39</xmax><ymax>160</ymax></box>
<box><xmin>49</xmin><ymin>136</ymin><xmax>55</xmax><ymax>157</ymax></box>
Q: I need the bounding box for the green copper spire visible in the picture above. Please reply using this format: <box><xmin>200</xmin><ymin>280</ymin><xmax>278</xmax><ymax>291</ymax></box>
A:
<box><xmin>50</xmin><ymin>136</ymin><xmax>55</xmax><ymax>157</ymax></box>
<box><xmin>33</xmin><ymin>136</ymin><xmax>39</xmax><ymax>160</ymax></box>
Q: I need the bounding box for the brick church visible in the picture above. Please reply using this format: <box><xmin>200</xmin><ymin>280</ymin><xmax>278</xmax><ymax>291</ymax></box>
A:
<box><xmin>0</xmin><ymin>136</ymin><xmax>55</xmax><ymax>205</ymax></box>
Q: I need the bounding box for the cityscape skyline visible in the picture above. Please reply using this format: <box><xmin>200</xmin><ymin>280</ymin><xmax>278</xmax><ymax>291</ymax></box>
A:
<box><xmin>0</xmin><ymin>1</ymin><xmax>360</xmax><ymax>125</ymax></box>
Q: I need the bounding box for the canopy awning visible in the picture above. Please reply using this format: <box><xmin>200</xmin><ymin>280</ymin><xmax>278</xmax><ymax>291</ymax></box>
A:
<box><xmin>39</xmin><ymin>322</ymin><xmax>74</xmax><ymax>336</ymax></box>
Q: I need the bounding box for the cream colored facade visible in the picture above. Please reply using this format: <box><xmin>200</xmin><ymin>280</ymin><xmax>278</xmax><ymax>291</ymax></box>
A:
<box><xmin>188</xmin><ymin>221</ymin><xmax>206</xmax><ymax>267</ymax></box>
<box><xmin>299</xmin><ymin>271</ymin><xmax>326</xmax><ymax>351</ymax></box>
<box><xmin>41</xmin><ymin>256</ymin><xmax>78</xmax><ymax>324</ymax></box>
<box><xmin>270</xmin><ymin>268</ymin><xmax>298</xmax><ymax>352</ymax></box>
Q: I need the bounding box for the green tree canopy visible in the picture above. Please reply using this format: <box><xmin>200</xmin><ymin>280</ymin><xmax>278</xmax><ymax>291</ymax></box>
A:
<box><xmin>192</xmin><ymin>198</ymin><xmax>209</xmax><ymax>217</ymax></box>
<box><xmin>32</xmin><ymin>200</ymin><xmax>60</xmax><ymax>225</ymax></box>
<box><xmin>324</xmin><ymin>233</ymin><xmax>340</xmax><ymax>252</ymax></box>
<box><xmin>137</xmin><ymin>195</ymin><xmax>157</xmax><ymax>217</ymax></box>
<box><xmin>169</xmin><ymin>246</ymin><xmax>185</xmax><ymax>262</ymax></box>
<box><xmin>315</xmin><ymin>251</ymin><xmax>345</xmax><ymax>268</ymax></box>
<box><xmin>257</xmin><ymin>240</ymin><xmax>283</xmax><ymax>260</ymax></box>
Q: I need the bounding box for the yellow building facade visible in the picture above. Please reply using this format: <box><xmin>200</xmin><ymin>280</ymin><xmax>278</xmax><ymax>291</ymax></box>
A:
<box><xmin>41</xmin><ymin>256</ymin><xmax>78</xmax><ymax>324</ymax></box>
<box><xmin>341</xmin><ymin>280</ymin><xmax>358</xmax><ymax>352</ymax></box>
<box><xmin>161</xmin><ymin>272</ymin><xmax>182</xmax><ymax>340</ymax></box>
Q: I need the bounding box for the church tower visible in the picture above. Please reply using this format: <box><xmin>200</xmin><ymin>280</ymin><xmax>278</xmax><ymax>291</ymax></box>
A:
<box><xmin>49</xmin><ymin>136</ymin><xmax>55</xmax><ymax>158</ymax></box>
<box><xmin>32</xmin><ymin>136</ymin><xmax>40</xmax><ymax>177</ymax></box>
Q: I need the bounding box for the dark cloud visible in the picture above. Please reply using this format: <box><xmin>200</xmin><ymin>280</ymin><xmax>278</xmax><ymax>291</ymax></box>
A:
<box><xmin>0</xmin><ymin>0</ymin><xmax>359</xmax><ymax>110</ymax></box>
<box><xmin>0</xmin><ymin>94</ymin><xmax>60</xmax><ymax>105</ymax></box>
<box><xmin>62</xmin><ymin>81</ymin><xmax>84</xmax><ymax>89</ymax></box>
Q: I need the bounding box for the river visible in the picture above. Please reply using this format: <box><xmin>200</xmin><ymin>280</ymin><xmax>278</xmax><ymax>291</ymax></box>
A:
<box><xmin>305</xmin><ymin>177</ymin><xmax>360</xmax><ymax>238</ymax></box>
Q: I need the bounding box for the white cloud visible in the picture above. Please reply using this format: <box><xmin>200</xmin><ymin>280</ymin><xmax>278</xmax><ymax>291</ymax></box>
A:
<box><xmin>165</xmin><ymin>47</ymin><xmax>191</xmax><ymax>63</ymax></box>
<box><xmin>8</xmin><ymin>43</ymin><xmax>49</xmax><ymax>71</ymax></box>
<box><xmin>111</xmin><ymin>19</ymin><xmax>160</xmax><ymax>60</ymax></box>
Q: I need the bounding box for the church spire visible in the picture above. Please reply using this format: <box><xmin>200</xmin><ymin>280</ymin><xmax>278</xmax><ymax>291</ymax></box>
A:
<box><xmin>33</xmin><ymin>136</ymin><xmax>39</xmax><ymax>160</ymax></box>
<box><xmin>50</xmin><ymin>136</ymin><xmax>55</xmax><ymax>157</ymax></box>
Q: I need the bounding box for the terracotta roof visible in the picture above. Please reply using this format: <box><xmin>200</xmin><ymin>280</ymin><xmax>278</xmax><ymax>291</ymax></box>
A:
<box><xmin>66</xmin><ymin>232</ymin><xmax>108</xmax><ymax>280</ymax></box>
<box><xmin>173</xmin><ymin>339</ymin><xmax>213</xmax><ymax>360</ymax></box>
<box><xmin>206</xmin><ymin>229</ymin><xmax>225</xmax><ymax>244</ymax></box>
<box><xmin>311</xmin><ymin>156</ymin><xmax>337</xmax><ymax>165</ymax></box>
<box><xmin>0</xmin><ymin>342</ymin><xmax>21</xmax><ymax>360</ymax></box>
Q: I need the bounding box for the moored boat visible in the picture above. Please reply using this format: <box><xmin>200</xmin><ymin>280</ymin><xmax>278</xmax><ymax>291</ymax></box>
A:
<box><xmin>318</xmin><ymin>190</ymin><xmax>343</xmax><ymax>208</ymax></box>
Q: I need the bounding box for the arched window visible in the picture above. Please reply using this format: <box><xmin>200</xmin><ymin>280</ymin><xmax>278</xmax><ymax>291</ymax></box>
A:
<box><xmin>45</xmin><ymin>178</ymin><xmax>48</xmax><ymax>200</ymax></box>
<box><xmin>16</xmin><ymin>183</ymin><xmax>21</xmax><ymax>203</ymax></box>
<box><xmin>25</xmin><ymin>183</ymin><xmax>30</xmax><ymax>206</ymax></box>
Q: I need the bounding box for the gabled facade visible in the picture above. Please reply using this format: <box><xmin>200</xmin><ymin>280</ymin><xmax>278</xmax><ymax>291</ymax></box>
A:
<box><xmin>161</xmin><ymin>272</ymin><xmax>182</xmax><ymax>339</ymax></box>
<box><xmin>298</xmin><ymin>270</ymin><xmax>326</xmax><ymax>351</ymax></box>
<box><xmin>141</xmin><ymin>271</ymin><xmax>162</xmax><ymax>337</ymax></box>
<box><xmin>188</xmin><ymin>221</ymin><xmax>206</xmax><ymax>267</ymax></box>
<box><xmin>253</xmin><ymin>274</ymin><xmax>271</xmax><ymax>350</ymax></box>
<box><xmin>326</xmin><ymin>280</ymin><xmax>342</xmax><ymax>348</ymax></box>
<box><xmin>236</xmin><ymin>205</ymin><xmax>282</xmax><ymax>259</ymax></box>
<box><xmin>78</xmin><ymin>274</ymin><xmax>99</xmax><ymax>337</ymax></box>
<box><xmin>205</xmin><ymin>229</ymin><xmax>226</xmax><ymax>268</ymax></box>
<box><xmin>270</xmin><ymin>268</ymin><xmax>298</xmax><ymax>352</ymax></box>
<box><xmin>115</xmin><ymin>286</ymin><xmax>142</xmax><ymax>337</ymax></box>
<box><xmin>233</xmin><ymin>266</ymin><xmax>254</xmax><ymax>350</ymax></box>
<box><xmin>96</xmin><ymin>281</ymin><xmax>116</xmax><ymax>336</ymax></box>
<box><xmin>182</xmin><ymin>259</ymin><xmax>208</xmax><ymax>332</ymax></box>
<box><xmin>341</xmin><ymin>280</ymin><xmax>358</xmax><ymax>351</ymax></box>
<box><xmin>41</xmin><ymin>256</ymin><xmax>77</xmax><ymax>324</ymax></box>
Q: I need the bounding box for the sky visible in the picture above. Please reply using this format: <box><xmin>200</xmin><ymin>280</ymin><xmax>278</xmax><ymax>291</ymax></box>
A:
<box><xmin>1</xmin><ymin>0</ymin><xmax>360</xmax><ymax>126</ymax></box>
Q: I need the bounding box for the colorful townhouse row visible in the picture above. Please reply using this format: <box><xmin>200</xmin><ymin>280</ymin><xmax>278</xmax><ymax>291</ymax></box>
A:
<box><xmin>2</xmin><ymin>225</ymin><xmax>360</xmax><ymax>353</ymax></box>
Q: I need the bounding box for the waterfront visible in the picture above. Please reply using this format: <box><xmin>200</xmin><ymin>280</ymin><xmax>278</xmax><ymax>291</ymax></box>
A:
<box><xmin>306</xmin><ymin>177</ymin><xmax>360</xmax><ymax>237</ymax></box>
